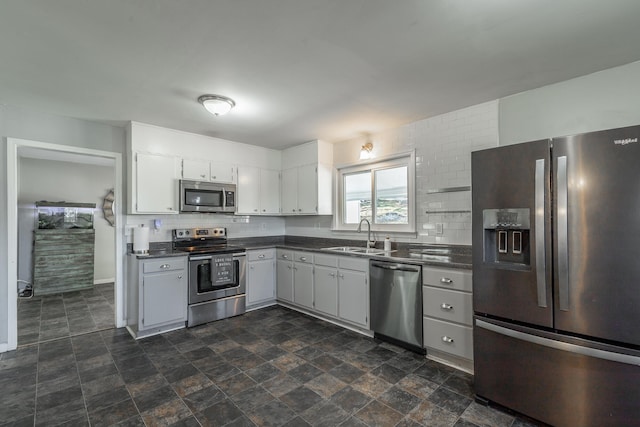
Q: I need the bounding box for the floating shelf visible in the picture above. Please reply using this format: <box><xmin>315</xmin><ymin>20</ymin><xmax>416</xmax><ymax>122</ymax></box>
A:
<box><xmin>426</xmin><ymin>186</ymin><xmax>471</xmax><ymax>194</ymax></box>
<box><xmin>425</xmin><ymin>209</ymin><xmax>472</xmax><ymax>214</ymax></box>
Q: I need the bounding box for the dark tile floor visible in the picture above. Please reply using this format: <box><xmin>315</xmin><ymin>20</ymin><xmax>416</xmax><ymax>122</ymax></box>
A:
<box><xmin>18</xmin><ymin>283</ymin><xmax>115</xmax><ymax>345</ymax></box>
<box><xmin>1</xmin><ymin>306</ymin><xmax>543</xmax><ymax>426</ymax></box>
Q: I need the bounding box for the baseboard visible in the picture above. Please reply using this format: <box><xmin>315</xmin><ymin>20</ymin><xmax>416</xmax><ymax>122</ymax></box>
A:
<box><xmin>94</xmin><ymin>278</ymin><xmax>115</xmax><ymax>285</ymax></box>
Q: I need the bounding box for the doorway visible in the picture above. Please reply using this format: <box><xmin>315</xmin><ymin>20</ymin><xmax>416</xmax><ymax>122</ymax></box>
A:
<box><xmin>5</xmin><ymin>138</ymin><xmax>125</xmax><ymax>352</ymax></box>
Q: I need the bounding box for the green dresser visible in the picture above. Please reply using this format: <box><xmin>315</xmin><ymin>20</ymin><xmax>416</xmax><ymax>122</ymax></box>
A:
<box><xmin>33</xmin><ymin>229</ymin><xmax>95</xmax><ymax>295</ymax></box>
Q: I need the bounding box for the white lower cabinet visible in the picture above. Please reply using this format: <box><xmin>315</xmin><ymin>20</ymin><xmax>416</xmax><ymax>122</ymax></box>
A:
<box><xmin>422</xmin><ymin>266</ymin><xmax>473</xmax><ymax>372</ymax></box>
<box><xmin>293</xmin><ymin>252</ymin><xmax>314</xmax><ymax>309</ymax></box>
<box><xmin>276</xmin><ymin>250</ymin><xmax>294</xmax><ymax>302</ymax></box>
<box><xmin>127</xmin><ymin>255</ymin><xmax>188</xmax><ymax>338</ymax></box>
<box><xmin>280</xmin><ymin>252</ymin><xmax>369</xmax><ymax>330</ymax></box>
<box><xmin>313</xmin><ymin>255</ymin><xmax>339</xmax><ymax>317</ymax></box>
<box><xmin>338</xmin><ymin>266</ymin><xmax>368</xmax><ymax>328</ymax></box>
<box><xmin>246</xmin><ymin>249</ymin><xmax>276</xmax><ymax>309</ymax></box>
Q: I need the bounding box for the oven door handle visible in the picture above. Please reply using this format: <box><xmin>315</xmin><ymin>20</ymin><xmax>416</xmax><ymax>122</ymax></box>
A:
<box><xmin>190</xmin><ymin>252</ymin><xmax>246</xmax><ymax>261</ymax></box>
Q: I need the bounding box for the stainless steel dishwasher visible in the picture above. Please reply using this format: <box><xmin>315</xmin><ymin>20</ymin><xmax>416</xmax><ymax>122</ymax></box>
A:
<box><xmin>370</xmin><ymin>260</ymin><xmax>424</xmax><ymax>353</ymax></box>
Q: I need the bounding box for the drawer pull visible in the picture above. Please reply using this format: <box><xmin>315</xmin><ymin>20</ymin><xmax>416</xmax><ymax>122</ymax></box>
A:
<box><xmin>300</xmin><ymin>257</ymin><xmax>307</xmax><ymax>261</ymax></box>
<box><xmin>440</xmin><ymin>277</ymin><xmax>453</xmax><ymax>284</ymax></box>
<box><xmin>160</xmin><ymin>264</ymin><xmax>170</xmax><ymax>269</ymax></box>
<box><xmin>329</xmin><ymin>273</ymin><xmax>336</xmax><ymax>277</ymax></box>
<box><xmin>282</xmin><ymin>255</ymin><xmax>289</xmax><ymax>259</ymax></box>
<box><xmin>177</xmin><ymin>275</ymin><xmax>183</xmax><ymax>279</ymax></box>
<box><xmin>440</xmin><ymin>303</ymin><xmax>453</xmax><ymax>310</ymax></box>
<box><xmin>258</xmin><ymin>254</ymin><xmax>265</xmax><ymax>259</ymax></box>
<box><xmin>441</xmin><ymin>336</ymin><xmax>454</xmax><ymax>344</ymax></box>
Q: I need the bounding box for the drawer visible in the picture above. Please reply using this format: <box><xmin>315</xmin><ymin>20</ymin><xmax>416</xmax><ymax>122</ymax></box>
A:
<box><xmin>314</xmin><ymin>253</ymin><xmax>338</xmax><ymax>267</ymax></box>
<box><xmin>248</xmin><ymin>248</ymin><xmax>275</xmax><ymax>262</ymax></box>
<box><xmin>423</xmin><ymin>286</ymin><xmax>473</xmax><ymax>325</ymax></box>
<box><xmin>277</xmin><ymin>249</ymin><xmax>294</xmax><ymax>261</ymax></box>
<box><xmin>294</xmin><ymin>251</ymin><xmax>314</xmax><ymax>264</ymax></box>
<box><xmin>423</xmin><ymin>317</ymin><xmax>473</xmax><ymax>360</ymax></box>
<box><xmin>423</xmin><ymin>266</ymin><xmax>472</xmax><ymax>292</ymax></box>
<box><xmin>338</xmin><ymin>256</ymin><xmax>368</xmax><ymax>272</ymax></box>
<box><xmin>143</xmin><ymin>257</ymin><xmax>186</xmax><ymax>274</ymax></box>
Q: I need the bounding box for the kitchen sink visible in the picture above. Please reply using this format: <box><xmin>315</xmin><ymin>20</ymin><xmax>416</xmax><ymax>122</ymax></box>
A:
<box><xmin>322</xmin><ymin>246</ymin><xmax>394</xmax><ymax>256</ymax></box>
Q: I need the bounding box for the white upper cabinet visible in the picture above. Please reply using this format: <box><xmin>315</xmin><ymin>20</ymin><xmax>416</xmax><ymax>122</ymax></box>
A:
<box><xmin>182</xmin><ymin>158</ymin><xmax>236</xmax><ymax>183</ymax></box>
<box><xmin>280</xmin><ymin>140</ymin><xmax>333</xmax><ymax>215</ymax></box>
<box><xmin>210</xmin><ymin>161</ymin><xmax>236</xmax><ymax>183</ymax></box>
<box><xmin>182</xmin><ymin>158</ymin><xmax>210</xmax><ymax>181</ymax></box>
<box><xmin>127</xmin><ymin>121</ymin><xmax>280</xmax><ymax>215</ymax></box>
<box><xmin>260</xmin><ymin>168</ymin><xmax>281</xmax><ymax>214</ymax></box>
<box><xmin>133</xmin><ymin>152</ymin><xmax>180</xmax><ymax>214</ymax></box>
<box><xmin>237</xmin><ymin>166</ymin><xmax>280</xmax><ymax>215</ymax></box>
<box><xmin>281</xmin><ymin>168</ymin><xmax>298</xmax><ymax>214</ymax></box>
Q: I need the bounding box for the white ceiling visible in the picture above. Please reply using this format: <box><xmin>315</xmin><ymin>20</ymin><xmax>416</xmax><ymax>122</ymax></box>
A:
<box><xmin>2</xmin><ymin>0</ymin><xmax>640</xmax><ymax>150</ymax></box>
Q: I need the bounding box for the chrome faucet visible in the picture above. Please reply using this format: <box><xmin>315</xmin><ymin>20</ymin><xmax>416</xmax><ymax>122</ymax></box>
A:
<box><xmin>357</xmin><ymin>218</ymin><xmax>376</xmax><ymax>248</ymax></box>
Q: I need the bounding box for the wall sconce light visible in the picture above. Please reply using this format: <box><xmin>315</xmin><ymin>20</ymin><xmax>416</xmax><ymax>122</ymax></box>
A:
<box><xmin>198</xmin><ymin>94</ymin><xmax>236</xmax><ymax>116</ymax></box>
<box><xmin>360</xmin><ymin>142</ymin><xmax>373</xmax><ymax>160</ymax></box>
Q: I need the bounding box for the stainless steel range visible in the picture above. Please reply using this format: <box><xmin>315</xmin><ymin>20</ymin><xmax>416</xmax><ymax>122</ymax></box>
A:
<box><xmin>173</xmin><ymin>227</ymin><xmax>246</xmax><ymax>327</ymax></box>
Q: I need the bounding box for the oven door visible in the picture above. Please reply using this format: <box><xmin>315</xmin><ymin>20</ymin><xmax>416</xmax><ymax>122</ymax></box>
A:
<box><xmin>188</xmin><ymin>253</ymin><xmax>246</xmax><ymax>304</ymax></box>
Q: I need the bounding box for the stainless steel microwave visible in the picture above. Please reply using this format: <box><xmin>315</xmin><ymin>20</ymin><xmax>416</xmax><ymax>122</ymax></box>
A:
<box><xmin>179</xmin><ymin>180</ymin><xmax>236</xmax><ymax>213</ymax></box>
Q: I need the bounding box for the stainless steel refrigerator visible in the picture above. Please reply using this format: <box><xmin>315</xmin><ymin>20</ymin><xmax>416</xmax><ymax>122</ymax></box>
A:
<box><xmin>472</xmin><ymin>125</ymin><xmax>640</xmax><ymax>427</ymax></box>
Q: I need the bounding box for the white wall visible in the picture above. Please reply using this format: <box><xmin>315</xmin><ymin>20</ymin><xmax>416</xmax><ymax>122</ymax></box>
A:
<box><xmin>500</xmin><ymin>61</ymin><xmax>640</xmax><ymax>145</ymax></box>
<box><xmin>18</xmin><ymin>158</ymin><xmax>115</xmax><ymax>284</ymax></box>
<box><xmin>0</xmin><ymin>104</ymin><xmax>126</xmax><ymax>347</ymax></box>
<box><xmin>125</xmin><ymin>213</ymin><xmax>285</xmax><ymax>243</ymax></box>
<box><xmin>287</xmin><ymin>101</ymin><xmax>499</xmax><ymax>245</ymax></box>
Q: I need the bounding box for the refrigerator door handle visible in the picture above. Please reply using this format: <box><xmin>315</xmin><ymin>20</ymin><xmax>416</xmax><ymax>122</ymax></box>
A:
<box><xmin>476</xmin><ymin>319</ymin><xmax>640</xmax><ymax>367</ymax></box>
<box><xmin>534</xmin><ymin>159</ymin><xmax>548</xmax><ymax>308</ymax></box>
<box><xmin>557</xmin><ymin>156</ymin><xmax>569</xmax><ymax>311</ymax></box>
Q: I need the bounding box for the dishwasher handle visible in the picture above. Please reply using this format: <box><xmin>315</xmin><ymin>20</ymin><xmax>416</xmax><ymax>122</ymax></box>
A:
<box><xmin>371</xmin><ymin>262</ymin><xmax>421</xmax><ymax>273</ymax></box>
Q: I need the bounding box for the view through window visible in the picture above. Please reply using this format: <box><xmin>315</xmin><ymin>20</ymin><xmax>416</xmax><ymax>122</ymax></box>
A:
<box><xmin>338</xmin><ymin>154</ymin><xmax>414</xmax><ymax>232</ymax></box>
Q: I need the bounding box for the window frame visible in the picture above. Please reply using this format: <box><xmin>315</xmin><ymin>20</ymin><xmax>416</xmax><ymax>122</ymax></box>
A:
<box><xmin>334</xmin><ymin>151</ymin><xmax>416</xmax><ymax>233</ymax></box>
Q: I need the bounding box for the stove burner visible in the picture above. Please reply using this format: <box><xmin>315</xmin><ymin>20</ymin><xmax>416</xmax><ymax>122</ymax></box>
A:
<box><xmin>172</xmin><ymin>227</ymin><xmax>245</xmax><ymax>255</ymax></box>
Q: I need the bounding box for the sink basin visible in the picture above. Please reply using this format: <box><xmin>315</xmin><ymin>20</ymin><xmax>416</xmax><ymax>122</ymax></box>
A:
<box><xmin>322</xmin><ymin>246</ymin><xmax>395</xmax><ymax>256</ymax></box>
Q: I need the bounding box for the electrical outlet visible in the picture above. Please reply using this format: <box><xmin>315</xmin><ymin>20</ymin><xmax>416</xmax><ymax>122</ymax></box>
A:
<box><xmin>436</xmin><ymin>223</ymin><xmax>444</xmax><ymax>235</ymax></box>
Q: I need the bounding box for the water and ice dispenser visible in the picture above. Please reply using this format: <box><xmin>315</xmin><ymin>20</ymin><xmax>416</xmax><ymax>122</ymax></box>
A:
<box><xmin>483</xmin><ymin>208</ymin><xmax>530</xmax><ymax>268</ymax></box>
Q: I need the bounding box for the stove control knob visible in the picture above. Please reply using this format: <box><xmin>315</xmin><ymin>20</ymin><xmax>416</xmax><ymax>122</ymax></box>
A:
<box><xmin>178</xmin><ymin>231</ymin><xmax>183</xmax><ymax>236</ymax></box>
<box><xmin>185</xmin><ymin>231</ymin><xmax>190</xmax><ymax>235</ymax></box>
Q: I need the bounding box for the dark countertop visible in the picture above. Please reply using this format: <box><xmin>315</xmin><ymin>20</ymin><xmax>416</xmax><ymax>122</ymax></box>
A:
<box><xmin>130</xmin><ymin>236</ymin><xmax>472</xmax><ymax>269</ymax></box>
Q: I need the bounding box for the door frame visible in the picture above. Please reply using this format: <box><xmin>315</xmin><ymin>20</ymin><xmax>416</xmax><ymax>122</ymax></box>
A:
<box><xmin>4</xmin><ymin>137</ymin><xmax>125</xmax><ymax>352</ymax></box>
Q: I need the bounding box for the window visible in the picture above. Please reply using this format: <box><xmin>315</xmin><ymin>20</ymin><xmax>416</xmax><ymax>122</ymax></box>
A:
<box><xmin>336</xmin><ymin>153</ymin><xmax>415</xmax><ymax>233</ymax></box>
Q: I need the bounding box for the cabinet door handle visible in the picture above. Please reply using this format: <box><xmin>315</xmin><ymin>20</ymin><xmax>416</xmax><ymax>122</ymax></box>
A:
<box><xmin>287</xmin><ymin>265</ymin><xmax>292</xmax><ymax>270</ymax></box>
<box><xmin>167</xmin><ymin>207</ymin><xmax>173</xmax><ymax>211</ymax></box>
<box><xmin>200</xmin><ymin>174</ymin><xmax>206</xmax><ymax>178</ymax></box>
<box><xmin>160</xmin><ymin>264</ymin><xmax>170</xmax><ymax>269</ymax></box>
<box><xmin>258</xmin><ymin>254</ymin><xmax>265</xmax><ymax>259</ymax></box>
<box><xmin>254</xmin><ymin>209</ymin><xmax>258</xmax><ymax>212</ymax></box>
<box><xmin>177</xmin><ymin>275</ymin><xmax>183</xmax><ymax>279</ymax></box>
<box><xmin>339</xmin><ymin>274</ymin><xmax>344</xmax><ymax>279</ymax></box>
<box><xmin>298</xmin><ymin>208</ymin><xmax>302</xmax><ymax>212</ymax></box>
<box><xmin>300</xmin><ymin>257</ymin><xmax>307</xmax><ymax>262</ymax></box>
<box><xmin>440</xmin><ymin>303</ymin><xmax>453</xmax><ymax>310</ymax></box>
<box><xmin>441</xmin><ymin>336</ymin><xmax>454</xmax><ymax>344</ymax></box>
<box><xmin>440</xmin><ymin>277</ymin><xmax>453</xmax><ymax>284</ymax></box>
<box><xmin>329</xmin><ymin>273</ymin><xmax>336</xmax><ymax>277</ymax></box>
<box><xmin>262</xmin><ymin>209</ymin><xmax>266</xmax><ymax>212</ymax></box>
<box><xmin>293</xmin><ymin>267</ymin><xmax>298</xmax><ymax>271</ymax></box>
<box><xmin>212</xmin><ymin>175</ymin><xmax>216</xmax><ymax>179</ymax></box>
<box><xmin>292</xmin><ymin>209</ymin><xmax>296</xmax><ymax>212</ymax></box>
<box><xmin>282</xmin><ymin>255</ymin><xmax>289</xmax><ymax>259</ymax></box>
<box><xmin>250</xmin><ymin>266</ymin><xmax>254</xmax><ymax>270</ymax></box>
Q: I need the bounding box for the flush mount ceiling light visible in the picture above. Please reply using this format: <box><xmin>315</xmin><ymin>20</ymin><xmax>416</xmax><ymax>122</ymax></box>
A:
<box><xmin>198</xmin><ymin>94</ymin><xmax>236</xmax><ymax>116</ymax></box>
<box><xmin>360</xmin><ymin>142</ymin><xmax>374</xmax><ymax>160</ymax></box>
